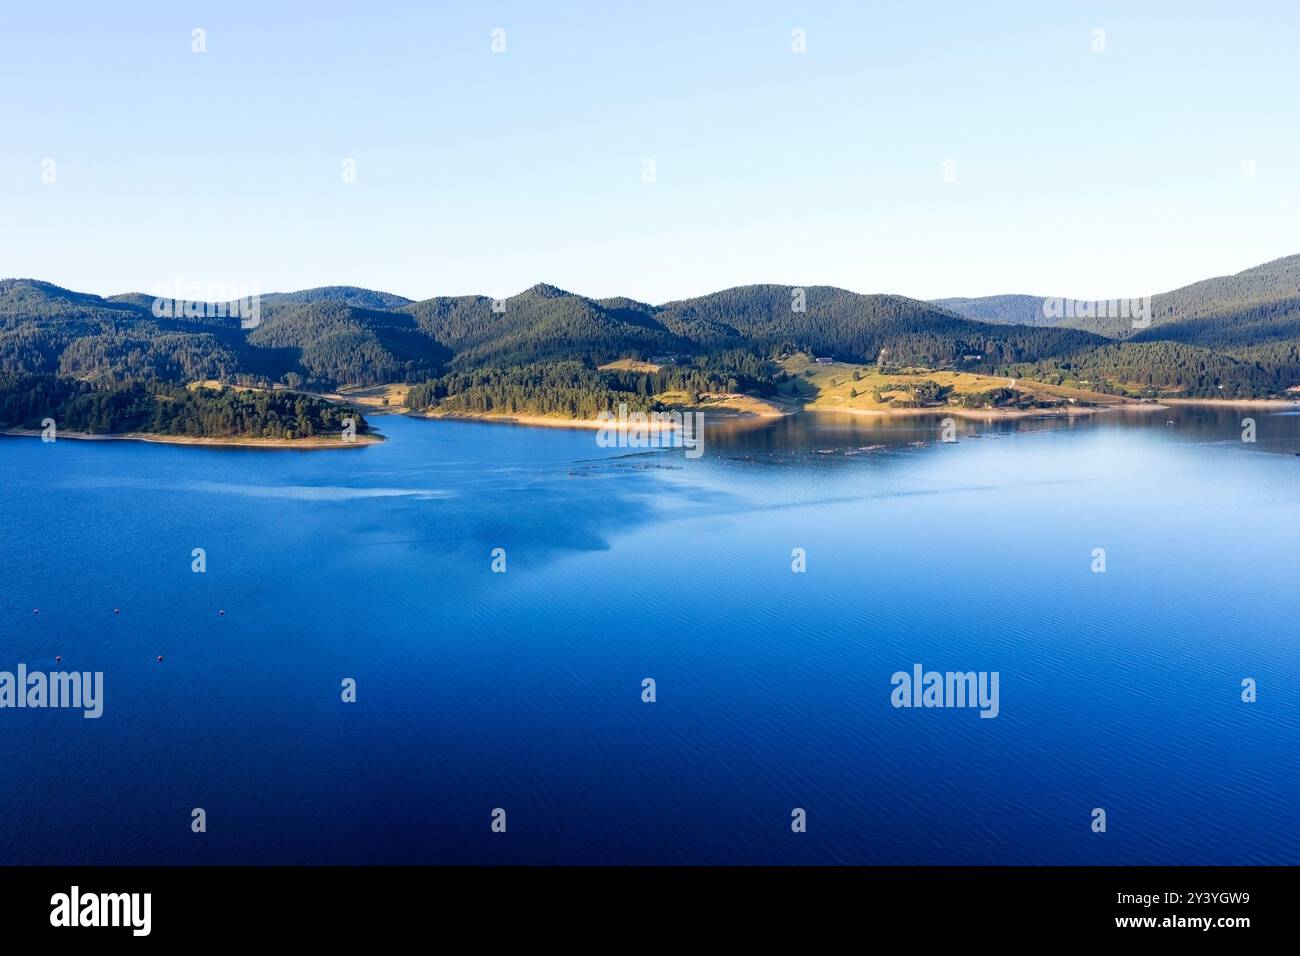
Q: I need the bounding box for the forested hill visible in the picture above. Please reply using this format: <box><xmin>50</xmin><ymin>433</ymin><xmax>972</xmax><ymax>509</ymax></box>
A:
<box><xmin>932</xmin><ymin>294</ymin><xmax>1060</xmax><ymax>328</ymax></box>
<box><xmin>0</xmin><ymin>278</ymin><xmax>1102</xmax><ymax>391</ymax></box>
<box><xmin>934</xmin><ymin>254</ymin><xmax>1300</xmax><ymax>342</ymax></box>
<box><xmin>3</xmin><ymin>255</ymin><xmax>1300</xmax><ymax>405</ymax></box>
<box><xmin>651</xmin><ymin>286</ymin><xmax>1101</xmax><ymax>366</ymax></box>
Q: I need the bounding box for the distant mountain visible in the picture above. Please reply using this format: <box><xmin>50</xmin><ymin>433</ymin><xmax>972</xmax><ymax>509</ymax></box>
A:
<box><xmin>3</xmin><ymin>257</ymin><xmax>1299</xmax><ymax>398</ymax></box>
<box><xmin>263</xmin><ymin>286</ymin><xmax>413</xmax><ymax>311</ymax></box>
<box><xmin>1128</xmin><ymin>254</ymin><xmax>1300</xmax><ymax>348</ymax></box>
<box><xmin>935</xmin><ymin>254</ymin><xmax>1300</xmax><ymax>341</ymax></box>
<box><xmin>931</xmin><ymin>294</ymin><xmax>1057</xmax><ymax>328</ymax></box>
<box><xmin>1</xmin><ymin>279</ymin><xmax>147</xmax><ymax>318</ymax></box>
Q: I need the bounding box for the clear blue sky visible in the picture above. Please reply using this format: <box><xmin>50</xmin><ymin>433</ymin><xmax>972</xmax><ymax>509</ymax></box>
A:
<box><xmin>2</xmin><ymin>1</ymin><xmax>1297</xmax><ymax>303</ymax></box>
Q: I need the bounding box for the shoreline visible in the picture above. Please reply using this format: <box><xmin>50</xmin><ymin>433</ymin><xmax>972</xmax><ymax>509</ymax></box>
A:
<box><xmin>1162</xmin><ymin>398</ymin><xmax>1300</xmax><ymax>409</ymax></box>
<box><xmin>189</xmin><ymin>375</ymin><xmax>1300</xmax><ymax>435</ymax></box>
<box><xmin>412</xmin><ymin>399</ymin><xmax>1171</xmax><ymax>428</ymax></box>
<box><xmin>409</xmin><ymin>396</ymin><xmax>790</xmax><ymax>431</ymax></box>
<box><xmin>2</xmin><ymin>428</ymin><xmax>384</xmax><ymax>449</ymax></box>
<box><xmin>409</xmin><ymin>410</ymin><xmax>693</xmax><ymax>431</ymax></box>
<box><xmin>8</xmin><ymin>395</ymin><xmax>1292</xmax><ymax>444</ymax></box>
<box><xmin>800</xmin><ymin>403</ymin><xmax>1130</xmax><ymax>421</ymax></box>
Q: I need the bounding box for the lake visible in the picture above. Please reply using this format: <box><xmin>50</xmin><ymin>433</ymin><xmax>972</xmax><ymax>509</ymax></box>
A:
<box><xmin>2</xmin><ymin>405</ymin><xmax>1298</xmax><ymax>864</ymax></box>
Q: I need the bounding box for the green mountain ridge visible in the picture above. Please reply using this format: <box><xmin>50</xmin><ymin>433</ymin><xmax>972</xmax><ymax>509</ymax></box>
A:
<box><xmin>934</xmin><ymin>253</ymin><xmax>1300</xmax><ymax>340</ymax></box>
<box><xmin>4</xmin><ymin>257</ymin><xmax>1300</xmax><ymax>403</ymax></box>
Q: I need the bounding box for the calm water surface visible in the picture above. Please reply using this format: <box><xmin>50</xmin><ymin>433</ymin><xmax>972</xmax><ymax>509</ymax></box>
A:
<box><xmin>2</xmin><ymin>405</ymin><xmax>1298</xmax><ymax>864</ymax></box>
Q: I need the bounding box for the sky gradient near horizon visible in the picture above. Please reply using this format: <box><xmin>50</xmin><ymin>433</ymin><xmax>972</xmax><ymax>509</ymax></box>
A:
<box><xmin>2</xmin><ymin>1</ymin><xmax>1298</xmax><ymax>303</ymax></box>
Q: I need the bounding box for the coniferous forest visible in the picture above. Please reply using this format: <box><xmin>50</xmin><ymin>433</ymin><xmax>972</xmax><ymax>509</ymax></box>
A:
<box><xmin>3</xmin><ymin>255</ymin><xmax>1300</xmax><ymax>438</ymax></box>
<box><xmin>0</xmin><ymin>372</ymin><xmax>369</xmax><ymax>441</ymax></box>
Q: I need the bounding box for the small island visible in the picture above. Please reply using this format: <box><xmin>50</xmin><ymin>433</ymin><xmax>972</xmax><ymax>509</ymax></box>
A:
<box><xmin>0</xmin><ymin>374</ymin><xmax>379</xmax><ymax>448</ymax></box>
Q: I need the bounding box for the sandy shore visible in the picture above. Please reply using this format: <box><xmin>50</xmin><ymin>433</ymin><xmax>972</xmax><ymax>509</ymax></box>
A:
<box><xmin>796</xmin><ymin>399</ymin><xmax>1170</xmax><ymax>421</ymax></box>
<box><xmin>411</xmin><ymin>398</ymin><xmax>1180</xmax><ymax>428</ymax></box>
<box><xmin>2</xmin><ymin>428</ymin><xmax>383</xmax><ymax>448</ymax></box>
<box><xmin>412</xmin><ymin>411</ymin><xmax>689</xmax><ymax>431</ymax></box>
<box><xmin>411</xmin><ymin>394</ymin><xmax>789</xmax><ymax>430</ymax></box>
<box><xmin>805</xmin><ymin>405</ymin><xmax>1097</xmax><ymax>421</ymax></box>
<box><xmin>1162</xmin><ymin>398</ymin><xmax>1300</xmax><ymax>409</ymax></box>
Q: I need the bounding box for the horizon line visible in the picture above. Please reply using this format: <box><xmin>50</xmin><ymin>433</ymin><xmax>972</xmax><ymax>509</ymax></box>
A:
<box><xmin>5</xmin><ymin>250</ymin><xmax>1297</xmax><ymax>308</ymax></box>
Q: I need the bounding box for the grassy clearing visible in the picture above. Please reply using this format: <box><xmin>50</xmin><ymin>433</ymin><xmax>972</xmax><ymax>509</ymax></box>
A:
<box><xmin>656</xmin><ymin>389</ymin><xmax>788</xmax><ymax>417</ymax></box>
<box><xmin>777</xmin><ymin>354</ymin><xmax>1139</xmax><ymax>413</ymax></box>
<box><xmin>598</xmin><ymin>358</ymin><xmax>663</xmax><ymax>374</ymax></box>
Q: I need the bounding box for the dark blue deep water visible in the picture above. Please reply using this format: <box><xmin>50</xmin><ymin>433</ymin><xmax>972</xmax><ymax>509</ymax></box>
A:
<box><xmin>2</xmin><ymin>407</ymin><xmax>1298</xmax><ymax>864</ymax></box>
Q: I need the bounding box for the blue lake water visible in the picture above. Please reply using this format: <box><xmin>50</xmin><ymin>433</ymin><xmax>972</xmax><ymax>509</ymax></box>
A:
<box><xmin>2</xmin><ymin>407</ymin><xmax>1298</xmax><ymax>865</ymax></box>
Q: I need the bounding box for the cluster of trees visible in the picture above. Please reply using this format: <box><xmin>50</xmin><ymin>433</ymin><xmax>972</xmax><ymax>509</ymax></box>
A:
<box><xmin>880</xmin><ymin>380</ymin><xmax>950</xmax><ymax>408</ymax></box>
<box><xmin>246</xmin><ymin>301</ymin><xmax>447</xmax><ymax>386</ymax></box>
<box><xmin>0</xmin><ymin>314</ymin><xmax>244</xmax><ymax>383</ymax></box>
<box><xmin>406</xmin><ymin>350</ymin><xmax>787</xmax><ymax>418</ymax></box>
<box><xmin>0</xmin><ymin>373</ymin><xmax>368</xmax><ymax>440</ymax></box>
<box><xmin>1010</xmin><ymin>342</ymin><xmax>1284</xmax><ymax>399</ymax></box>
<box><xmin>56</xmin><ymin>329</ymin><xmax>243</xmax><ymax>382</ymax></box>
<box><xmin>605</xmin><ymin>350</ymin><xmax>781</xmax><ymax>398</ymax></box>
<box><xmin>952</xmin><ymin>387</ymin><xmax>1060</xmax><ymax>409</ymax></box>
<box><xmin>407</xmin><ymin>362</ymin><xmax>662</xmax><ymax>418</ymax></box>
